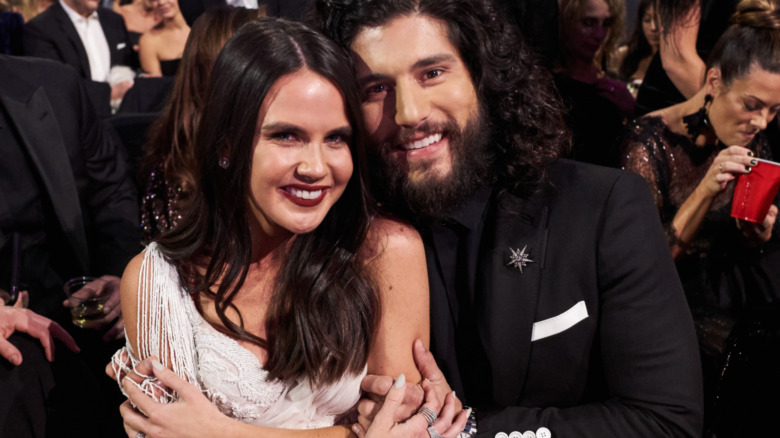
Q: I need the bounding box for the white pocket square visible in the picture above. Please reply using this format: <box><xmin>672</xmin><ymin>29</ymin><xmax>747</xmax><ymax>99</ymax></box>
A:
<box><xmin>531</xmin><ymin>300</ymin><xmax>588</xmax><ymax>341</ymax></box>
<box><xmin>117</xmin><ymin>42</ymin><xmax>126</xmax><ymax>50</ymax></box>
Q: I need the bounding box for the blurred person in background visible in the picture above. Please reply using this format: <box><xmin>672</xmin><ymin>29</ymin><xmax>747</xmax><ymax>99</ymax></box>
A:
<box><xmin>555</xmin><ymin>0</ymin><xmax>634</xmax><ymax>167</ymax></box>
<box><xmin>138</xmin><ymin>0</ymin><xmax>189</xmax><ymax>76</ymax></box>
<box><xmin>116</xmin><ymin>0</ymin><xmax>160</xmax><ymax>51</ymax></box>
<box><xmin>614</xmin><ymin>0</ymin><xmax>660</xmax><ymax>96</ymax></box>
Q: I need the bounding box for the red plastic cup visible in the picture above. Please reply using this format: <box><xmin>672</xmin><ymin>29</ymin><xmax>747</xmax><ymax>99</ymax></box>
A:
<box><xmin>731</xmin><ymin>159</ymin><xmax>780</xmax><ymax>223</ymax></box>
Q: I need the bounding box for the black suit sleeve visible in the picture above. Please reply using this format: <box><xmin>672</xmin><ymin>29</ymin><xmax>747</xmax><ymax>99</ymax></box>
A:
<box><xmin>67</xmin><ymin>64</ymin><xmax>141</xmax><ymax>276</ymax></box>
<box><xmin>477</xmin><ymin>172</ymin><xmax>703</xmax><ymax>437</ymax></box>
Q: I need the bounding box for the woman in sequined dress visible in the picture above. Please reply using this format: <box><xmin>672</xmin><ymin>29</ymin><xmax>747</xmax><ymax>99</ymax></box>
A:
<box><xmin>140</xmin><ymin>6</ymin><xmax>259</xmax><ymax>241</ymax></box>
<box><xmin>620</xmin><ymin>0</ymin><xmax>780</xmax><ymax>319</ymax></box>
<box><xmin>619</xmin><ymin>1</ymin><xmax>780</xmax><ymax>431</ymax></box>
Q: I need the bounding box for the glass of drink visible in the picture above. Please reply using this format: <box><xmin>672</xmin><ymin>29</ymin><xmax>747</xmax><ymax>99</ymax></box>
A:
<box><xmin>63</xmin><ymin>276</ymin><xmax>109</xmax><ymax>329</ymax></box>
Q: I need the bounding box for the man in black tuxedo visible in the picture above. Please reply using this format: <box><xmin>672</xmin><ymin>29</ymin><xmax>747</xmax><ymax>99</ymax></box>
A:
<box><xmin>314</xmin><ymin>0</ymin><xmax>704</xmax><ymax>437</ymax></box>
<box><xmin>23</xmin><ymin>0</ymin><xmax>137</xmax><ymax>115</ymax></box>
<box><xmin>0</xmin><ymin>54</ymin><xmax>140</xmax><ymax>437</ymax></box>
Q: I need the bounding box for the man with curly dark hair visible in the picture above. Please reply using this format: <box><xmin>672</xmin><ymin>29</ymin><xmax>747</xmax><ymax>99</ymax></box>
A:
<box><xmin>312</xmin><ymin>0</ymin><xmax>704</xmax><ymax>437</ymax></box>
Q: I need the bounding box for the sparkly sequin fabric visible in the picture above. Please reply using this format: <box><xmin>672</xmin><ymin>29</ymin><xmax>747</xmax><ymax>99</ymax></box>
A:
<box><xmin>619</xmin><ymin>116</ymin><xmax>774</xmax><ymax>354</ymax></box>
<box><xmin>140</xmin><ymin>162</ymin><xmax>186</xmax><ymax>242</ymax></box>
<box><xmin>619</xmin><ymin>116</ymin><xmax>771</xmax><ymax>252</ymax></box>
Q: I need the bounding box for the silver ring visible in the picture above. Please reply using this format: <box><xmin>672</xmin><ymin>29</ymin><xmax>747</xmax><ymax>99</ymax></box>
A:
<box><xmin>135</xmin><ymin>432</ymin><xmax>145</xmax><ymax>438</ymax></box>
<box><xmin>418</xmin><ymin>406</ymin><xmax>437</xmax><ymax>425</ymax></box>
<box><xmin>427</xmin><ymin>425</ymin><xmax>445</xmax><ymax>438</ymax></box>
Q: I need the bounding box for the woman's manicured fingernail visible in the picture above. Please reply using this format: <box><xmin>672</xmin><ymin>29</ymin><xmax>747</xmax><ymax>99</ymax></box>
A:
<box><xmin>352</xmin><ymin>424</ymin><xmax>361</xmax><ymax>435</ymax></box>
<box><xmin>394</xmin><ymin>373</ymin><xmax>406</xmax><ymax>388</ymax></box>
<box><xmin>748</xmin><ymin>151</ymin><xmax>754</xmax><ymax>157</ymax></box>
<box><xmin>465</xmin><ymin>407</ymin><xmax>472</xmax><ymax>418</ymax></box>
<box><xmin>746</xmin><ymin>165</ymin><xmax>752</xmax><ymax>172</ymax></box>
<box><xmin>750</xmin><ymin>158</ymin><xmax>758</xmax><ymax>166</ymax></box>
<box><xmin>151</xmin><ymin>359</ymin><xmax>163</xmax><ymax>370</ymax></box>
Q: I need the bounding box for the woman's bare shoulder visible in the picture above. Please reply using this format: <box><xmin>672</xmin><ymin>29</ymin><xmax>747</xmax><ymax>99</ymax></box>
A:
<box><xmin>362</xmin><ymin>214</ymin><xmax>423</xmax><ymax>260</ymax></box>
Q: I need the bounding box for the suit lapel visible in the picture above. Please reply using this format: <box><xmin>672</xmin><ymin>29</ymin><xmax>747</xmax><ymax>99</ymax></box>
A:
<box><xmin>477</xmin><ymin>190</ymin><xmax>549</xmax><ymax>406</ymax></box>
<box><xmin>0</xmin><ymin>88</ymin><xmax>90</xmax><ymax>273</ymax></box>
<box><xmin>53</xmin><ymin>3</ymin><xmax>92</xmax><ymax>79</ymax></box>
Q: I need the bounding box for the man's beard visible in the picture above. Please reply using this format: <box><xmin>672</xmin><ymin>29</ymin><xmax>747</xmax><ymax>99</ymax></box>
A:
<box><xmin>368</xmin><ymin>108</ymin><xmax>492</xmax><ymax>221</ymax></box>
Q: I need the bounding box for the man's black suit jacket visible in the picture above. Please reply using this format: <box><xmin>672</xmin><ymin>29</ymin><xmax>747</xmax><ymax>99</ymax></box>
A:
<box><xmin>23</xmin><ymin>2</ymin><xmax>137</xmax><ymax>116</ymax></box>
<box><xmin>424</xmin><ymin>160</ymin><xmax>703</xmax><ymax>437</ymax></box>
<box><xmin>0</xmin><ymin>55</ymin><xmax>139</xmax><ymax>310</ymax></box>
<box><xmin>23</xmin><ymin>2</ymin><xmax>136</xmax><ymax>79</ymax></box>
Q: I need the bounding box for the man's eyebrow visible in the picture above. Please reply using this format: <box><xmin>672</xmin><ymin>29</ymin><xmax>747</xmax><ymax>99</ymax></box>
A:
<box><xmin>411</xmin><ymin>54</ymin><xmax>459</xmax><ymax>70</ymax></box>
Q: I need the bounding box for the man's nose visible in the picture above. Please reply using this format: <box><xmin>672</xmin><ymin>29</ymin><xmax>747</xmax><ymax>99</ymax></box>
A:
<box><xmin>394</xmin><ymin>81</ymin><xmax>429</xmax><ymax>128</ymax></box>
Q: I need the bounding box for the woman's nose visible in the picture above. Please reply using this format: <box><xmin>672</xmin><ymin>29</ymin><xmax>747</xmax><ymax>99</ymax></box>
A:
<box><xmin>296</xmin><ymin>145</ymin><xmax>326</xmax><ymax>181</ymax></box>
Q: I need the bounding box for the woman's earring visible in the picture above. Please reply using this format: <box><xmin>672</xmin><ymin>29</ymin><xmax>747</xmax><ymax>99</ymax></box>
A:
<box><xmin>219</xmin><ymin>157</ymin><xmax>230</xmax><ymax>169</ymax></box>
<box><xmin>682</xmin><ymin>94</ymin><xmax>713</xmax><ymax>140</ymax></box>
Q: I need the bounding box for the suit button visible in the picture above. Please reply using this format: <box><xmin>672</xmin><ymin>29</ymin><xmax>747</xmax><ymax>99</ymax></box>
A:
<box><xmin>495</xmin><ymin>433</ymin><xmax>509</xmax><ymax>438</ymax></box>
<box><xmin>509</xmin><ymin>432</ymin><xmax>523</xmax><ymax>438</ymax></box>
<box><xmin>536</xmin><ymin>427</ymin><xmax>551</xmax><ymax>438</ymax></box>
<box><xmin>521</xmin><ymin>431</ymin><xmax>536</xmax><ymax>438</ymax></box>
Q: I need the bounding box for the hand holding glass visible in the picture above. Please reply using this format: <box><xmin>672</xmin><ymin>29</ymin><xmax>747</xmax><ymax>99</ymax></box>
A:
<box><xmin>64</xmin><ymin>276</ymin><xmax>110</xmax><ymax>329</ymax></box>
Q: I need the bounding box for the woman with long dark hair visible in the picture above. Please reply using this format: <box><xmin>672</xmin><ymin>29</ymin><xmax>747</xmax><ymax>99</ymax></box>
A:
<box><xmin>112</xmin><ymin>17</ymin><xmax>453</xmax><ymax>437</ymax></box>
<box><xmin>617</xmin><ymin>0</ymin><xmax>660</xmax><ymax>96</ymax></box>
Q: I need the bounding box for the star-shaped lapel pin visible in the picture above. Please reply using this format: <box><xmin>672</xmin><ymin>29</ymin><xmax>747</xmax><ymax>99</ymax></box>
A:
<box><xmin>507</xmin><ymin>245</ymin><xmax>534</xmax><ymax>273</ymax></box>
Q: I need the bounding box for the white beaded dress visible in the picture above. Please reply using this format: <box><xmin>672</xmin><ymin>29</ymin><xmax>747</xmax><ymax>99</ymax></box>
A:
<box><xmin>111</xmin><ymin>242</ymin><xmax>364</xmax><ymax>428</ymax></box>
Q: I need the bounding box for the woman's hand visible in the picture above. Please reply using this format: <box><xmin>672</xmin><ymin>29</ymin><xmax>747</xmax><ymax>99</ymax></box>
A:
<box><xmin>357</xmin><ymin>340</ymin><xmax>458</xmax><ymax>428</ymax></box>
<box><xmin>737</xmin><ymin>204</ymin><xmax>778</xmax><ymax>246</ymax></box>
<box><xmin>120</xmin><ymin>358</ymin><xmax>227</xmax><ymax>438</ymax></box>
<box><xmin>699</xmin><ymin>146</ymin><xmax>756</xmax><ymax>197</ymax></box>
<box><xmin>352</xmin><ymin>374</ymin><xmax>469</xmax><ymax>438</ymax></box>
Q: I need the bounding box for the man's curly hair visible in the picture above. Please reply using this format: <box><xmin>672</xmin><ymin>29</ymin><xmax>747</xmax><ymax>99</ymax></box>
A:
<box><xmin>310</xmin><ymin>0</ymin><xmax>570</xmax><ymax>197</ymax></box>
